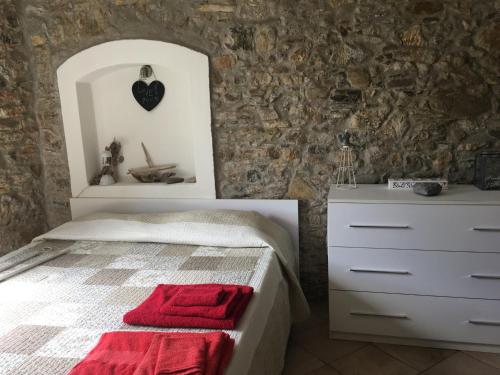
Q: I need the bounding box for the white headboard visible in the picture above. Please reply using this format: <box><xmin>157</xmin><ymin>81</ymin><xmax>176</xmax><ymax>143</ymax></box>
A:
<box><xmin>70</xmin><ymin>197</ymin><xmax>300</xmax><ymax>271</ymax></box>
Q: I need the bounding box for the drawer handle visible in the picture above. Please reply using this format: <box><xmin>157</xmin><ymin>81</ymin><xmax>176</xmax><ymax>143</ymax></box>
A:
<box><xmin>472</xmin><ymin>227</ymin><xmax>500</xmax><ymax>232</ymax></box>
<box><xmin>470</xmin><ymin>274</ymin><xmax>500</xmax><ymax>280</ymax></box>
<box><xmin>350</xmin><ymin>311</ymin><xmax>409</xmax><ymax>320</ymax></box>
<box><xmin>349</xmin><ymin>224</ymin><xmax>410</xmax><ymax>229</ymax></box>
<box><xmin>350</xmin><ymin>268</ymin><xmax>410</xmax><ymax>275</ymax></box>
<box><xmin>468</xmin><ymin>319</ymin><xmax>500</xmax><ymax>327</ymax></box>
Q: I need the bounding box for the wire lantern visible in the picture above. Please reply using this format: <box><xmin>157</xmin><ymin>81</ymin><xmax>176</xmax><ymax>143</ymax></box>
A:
<box><xmin>336</xmin><ymin>131</ymin><xmax>357</xmax><ymax>189</ymax></box>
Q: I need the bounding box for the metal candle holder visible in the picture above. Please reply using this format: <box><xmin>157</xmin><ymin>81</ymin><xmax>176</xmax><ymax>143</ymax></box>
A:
<box><xmin>336</xmin><ymin>131</ymin><xmax>357</xmax><ymax>189</ymax></box>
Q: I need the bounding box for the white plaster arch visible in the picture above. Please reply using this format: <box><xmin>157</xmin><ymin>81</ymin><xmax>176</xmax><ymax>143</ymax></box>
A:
<box><xmin>57</xmin><ymin>39</ymin><xmax>215</xmax><ymax>200</ymax></box>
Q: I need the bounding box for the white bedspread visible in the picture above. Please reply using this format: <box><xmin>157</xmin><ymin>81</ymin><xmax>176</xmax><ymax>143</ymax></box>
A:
<box><xmin>35</xmin><ymin>210</ymin><xmax>310</xmax><ymax>322</ymax></box>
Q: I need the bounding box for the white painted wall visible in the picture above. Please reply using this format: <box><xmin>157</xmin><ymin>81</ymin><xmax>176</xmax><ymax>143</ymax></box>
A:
<box><xmin>57</xmin><ymin>40</ymin><xmax>215</xmax><ymax>199</ymax></box>
<box><xmin>90</xmin><ymin>65</ymin><xmax>195</xmax><ymax>181</ymax></box>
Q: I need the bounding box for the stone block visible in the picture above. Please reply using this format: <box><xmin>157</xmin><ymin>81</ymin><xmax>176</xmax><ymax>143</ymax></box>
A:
<box><xmin>331</xmin><ymin>89</ymin><xmax>362</xmax><ymax>105</ymax></box>
<box><xmin>212</xmin><ymin>55</ymin><xmax>236</xmax><ymax>70</ymax></box>
<box><xmin>198</xmin><ymin>4</ymin><xmax>236</xmax><ymax>13</ymax></box>
<box><xmin>412</xmin><ymin>1</ymin><xmax>444</xmax><ymax>15</ymax></box>
<box><xmin>287</xmin><ymin>176</ymin><xmax>317</xmax><ymax>200</ymax></box>
<box><xmin>229</xmin><ymin>26</ymin><xmax>254</xmax><ymax>50</ymax></box>
<box><xmin>346</xmin><ymin>67</ymin><xmax>370</xmax><ymax>88</ymax></box>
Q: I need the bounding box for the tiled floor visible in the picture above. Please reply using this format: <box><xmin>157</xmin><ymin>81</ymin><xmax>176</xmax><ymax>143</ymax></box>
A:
<box><xmin>283</xmin><ymin>302</ymin><xmax>500</xmax><ymax>375</ymax></box>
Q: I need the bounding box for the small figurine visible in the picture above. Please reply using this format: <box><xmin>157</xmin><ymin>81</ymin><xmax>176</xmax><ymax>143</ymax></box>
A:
<box><xmin>91</xmin><ymin>139</ymin><xmax>124</xmax><ymax>185</ymax></box>
<box><xmin>108</xmin><ymin>139</ymin><xmax>125</xmax><ymax>182</ymax></box>
<box><xmin>99</xmin><ymin>150</ymin><xmax>115</xmax><ymax>186</ymax></box>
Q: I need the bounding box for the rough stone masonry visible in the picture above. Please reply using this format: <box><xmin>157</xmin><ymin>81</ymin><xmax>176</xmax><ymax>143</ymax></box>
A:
<box><xmin>0</xmin><ymin>0</ymin><xmax>499</xmax><ymax>299</ymax></box>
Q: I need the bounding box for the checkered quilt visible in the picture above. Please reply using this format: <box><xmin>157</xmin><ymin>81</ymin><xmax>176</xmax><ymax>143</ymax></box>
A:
<box><xmin>0</xmin><ymin>239</ymin><xmax>271</xmax><ymax>375</ymax></box>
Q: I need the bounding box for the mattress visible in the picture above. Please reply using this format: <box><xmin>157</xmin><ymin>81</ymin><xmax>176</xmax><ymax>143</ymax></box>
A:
<box><xmin>0</xmin><ymin>239</ymin><xmax>290</xmax><ymax>375</ymax></box>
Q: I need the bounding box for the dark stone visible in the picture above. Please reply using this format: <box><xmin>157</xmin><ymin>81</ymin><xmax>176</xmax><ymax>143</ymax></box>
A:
<box><xmin>430</xmin><ymin>90</ymin><xmax>491</xmax><ymax>118</ymax></box>
<box><xmin>0</xmin><ymin>32</ymin><xmax>13</xmax><ymax>45</ymax></box>
<box><xmin>308</xmin><ymin>145</ymin><xmax>329</xmax><ymax>155</ymax></box>
<box><xmin>0</xmin><ymin>152</ymin><xmax>6</xmax><ymax>169</ymax></box>
<box><xmin>412</xmin><ymin>1</ymin><xmax>443</xmax><ymax>15</ymax></box>
<box><xmin>387</xmin><ymin>77</ymin><xmax>415</xmax><ymax>89</ymax></box>
<box><xmin>490</xmin><ymin>130</ymin><xmax>500</xmax><ymax>139</ymax></box>
<box><xmin>0</xmin><ymin>76</ymin><xmax>7</xmax><ymax>89</ymax></box>
<box><xmin>331</xmin><ymin>89</ymin><xmax>361</xmax><ymax>104</ymax></box>
<box><xmin>267</xmin><ymin>147</ymin><xmax>280</xmax><ymax>159</ymax></box>
<box><xmin>6</xmin><ymin>14</ymin><xmax>18</xmax><ymax>27</ymax></box>
<box><xmin>230</xmin><ymin>26</ymin><xmax>254</xmax><ymax>50</ymax></box>
<box><xmin>247</xmin><ymin>169</ymin><xmax>261</xmax><ymax>183</ymax></box>
<box><xmin>474</xmin><ymin>22</ymin><xmax>500</xmax><ymax>53</ymax></box>
<box><xmin>413</xmin><ymin>182</ymin><xmax>442</xmax><ymax>196</ymax></box>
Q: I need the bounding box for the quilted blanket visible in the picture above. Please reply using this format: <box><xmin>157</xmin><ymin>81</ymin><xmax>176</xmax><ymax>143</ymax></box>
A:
<box><xmin>0</xmin><ymin>209</ymin><xmax>309</xmax><ymax>374</ymax></box>
<box><xmin>34</xmin><ymin>210</ymin><xmax>309</xmax><ymax>321</ymax></box>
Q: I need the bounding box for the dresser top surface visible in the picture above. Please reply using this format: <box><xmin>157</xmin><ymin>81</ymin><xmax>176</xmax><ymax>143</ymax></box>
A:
<box><xmin>328</xmin><ymin>184</ymin><xmax>500</xmax><ymax>205</ymax></box>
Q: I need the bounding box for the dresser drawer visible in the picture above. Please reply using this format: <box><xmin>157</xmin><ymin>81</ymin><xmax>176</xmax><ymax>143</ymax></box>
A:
<box><xmin>328</xmin><ymin>247</ymin><xmax>500</xmax><ymax>299</ymax></box>
<box><xmin>328</xmin><ymin>203</ymin><xmax>500</xmax><ymax>252</ymax></box>
<box><xmin>330</xmin><ymin>290</ymin><xmax>500</xmax><ymax>345</ymax></box>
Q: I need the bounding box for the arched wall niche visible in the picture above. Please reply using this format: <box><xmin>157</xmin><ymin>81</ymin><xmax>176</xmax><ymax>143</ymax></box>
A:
<box><xmin>57</xmin><ymin>39</ymin><xmax>215</xmax><ymax>203</ymax></box>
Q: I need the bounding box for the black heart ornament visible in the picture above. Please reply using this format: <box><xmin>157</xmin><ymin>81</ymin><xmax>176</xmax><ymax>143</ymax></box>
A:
<box><xmin>132</xmin><ymin>80</ymin><xmax>165</xmax><ymax>111</ymax></box>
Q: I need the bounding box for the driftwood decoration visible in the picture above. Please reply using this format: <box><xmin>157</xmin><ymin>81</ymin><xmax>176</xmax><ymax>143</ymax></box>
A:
<box><xmin>128</xmin><ymin>142</ymin><xmax>177</xmax><ymax>183</ymax></box>
<box><xmin>109</xmin><ymin>140</ymin><xmax>125</xmax><ymax>181</ymax></box>
<box><xmin>141</xmin><ymin>142</ymin><xmax>154</xmax><ymax>168</ymax></box>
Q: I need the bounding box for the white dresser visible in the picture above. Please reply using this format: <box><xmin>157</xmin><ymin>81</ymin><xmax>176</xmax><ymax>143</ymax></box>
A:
<box><xmin>328</xmin><ymin>184</ymin><xmax>500</xmax><ymax>352</ymax></box>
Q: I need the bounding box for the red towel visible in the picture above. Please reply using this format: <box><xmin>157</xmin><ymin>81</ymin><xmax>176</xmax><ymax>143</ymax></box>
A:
<box><xmin>161</xmin><ymin>287</ymin><xmax>240</xmax><ymax>319</ymax></box>
<box><xmin>123</xmin><ymin>284</ymin><xmax>253</xmax><ymax>330</ymax></box>
<box><xmin>68</xmin><ymin>331</ymin><xmax>233</xmax><ymax>375</ymax></box>
<box><xmin>172</xmin><ymin>286</ymin><xmax>224</xmax><ymax>307</ymax></box>
<box><xmin>155</xmin><ymin>336</ymin><xmax>206</xmax><ymax>374</ymax></box>
<box><xmin>135</xmin><ymin>335</ymin><xmax>206</xmax><ymax>375</ymax></box>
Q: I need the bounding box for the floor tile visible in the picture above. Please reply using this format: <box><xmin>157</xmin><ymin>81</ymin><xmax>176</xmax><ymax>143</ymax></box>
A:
<box><xmin>376</xmin><ymin>343</ymin><xmax>455</xmax><ymax>371</ymax></box>
<box><xmin>465</xmin><ymin>351</ymin><xmax>500</xmax><ymax>370</ymax></box>
<box><xmin>290</xmin><ymin>315</ymin><xmax>328</xmax><ymax>342</ymax></box>
<box><xmin>283</xmin><ymin>344</ymin><xmax>324</xmax><ymax>375</ymax></box>
<box><xmin>331</xmin><ymin>344</ymin><xmax>418</xmax><ymax>375</ymax></box>
<box><xmin>285</xmin><ymin>298</ymin><xmax>500</xmax><ymax>375</ymax></box>
<box><xmin>309</xmin><ymin>301</ymin><xmax>330</xmax><ymax>323</ymax></box>
<box><xmin>292</xmin><ymin>322</ymin><xmax>366</xmax><ymax>365</ymax></box>
<box><xmin>290</xmin><ymin>301</ymin><xmax>329</xmax><ymax>339</ymax></box>
<box><xmin>308</xmin><ymin>365</ymin><xmax>342</xmax><ymax>374</ymax></box>
<box><xmin>421</xmin><ymin>352</ymin><xmax>500</xmax><ymax>375</ymax></box>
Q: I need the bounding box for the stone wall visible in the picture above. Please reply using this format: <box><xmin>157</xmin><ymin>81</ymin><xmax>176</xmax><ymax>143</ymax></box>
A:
<box><xmin>1</xmin><ymin>0</ymin><xmax>499</xmax><ymax>298</ymax></box>
<box><xmin>0</xmin><ymin>0</ymin><xmax>46</xmax><ymax>255</ymax></box>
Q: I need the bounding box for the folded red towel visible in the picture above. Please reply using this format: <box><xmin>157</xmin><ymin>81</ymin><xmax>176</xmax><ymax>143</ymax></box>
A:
<box><xmin>161</xmin><ymin>287</ymin><xmax>240</xmax><ymax>319</ymax></box>
<box><xmin>172</xmin><ymin>286</ymin><xmax>224</xmax><ymax>307</ymax></box>
<box><xmin>135</xmin><ymin>335</ymin><xmax>206</xmax><ymax>375</ymax></box>
<box><xmin>155</xmin><ymin>336</ymin><xmax>206</xmax><ymax>374</ymax></box>
<box><xmin>123</xmin><ymin>284</ymin><xmax>253</xmax><ymax>330</ymax></box>
<box><xmin>68</xmin><ymin>331</ymin><xmax>233</xmax><ymax>375</ymax></box>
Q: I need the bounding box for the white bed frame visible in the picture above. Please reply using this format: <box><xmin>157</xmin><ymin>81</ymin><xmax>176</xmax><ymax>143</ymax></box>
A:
<box><xmin>70</xmin><ymin>197</ymin><xmax>300</xmax><ymax>269</ymax></box>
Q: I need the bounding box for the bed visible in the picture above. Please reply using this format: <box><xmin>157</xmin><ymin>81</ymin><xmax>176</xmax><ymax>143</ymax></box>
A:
<box><xmin>0</xmin><ymin>207</ymin><xmax>309</xmax><ymax>375</ymax></box>
<box><xmin>0</xmin><ymin>39</ymin><xmax>310</xmax><ymax>374</ymax></box>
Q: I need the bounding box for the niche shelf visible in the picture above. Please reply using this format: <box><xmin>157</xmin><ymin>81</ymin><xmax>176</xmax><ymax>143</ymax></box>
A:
<box><xmin>57</xmin><ymin>39</ymin><xmax>215</xmax><ymax>200</ymax></box>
